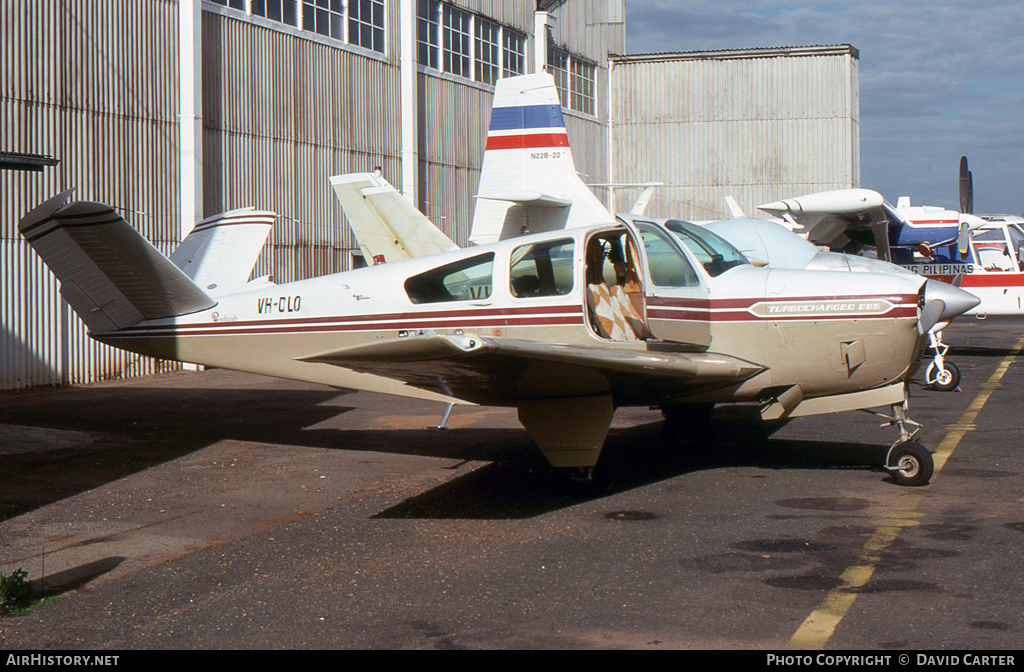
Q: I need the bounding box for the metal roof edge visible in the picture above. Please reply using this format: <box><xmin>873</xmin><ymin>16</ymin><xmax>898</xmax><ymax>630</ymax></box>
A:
<box><xmin>609</xmin><ymin>44</ymin><xmax>859</xmax><ymax>64</ymax></box>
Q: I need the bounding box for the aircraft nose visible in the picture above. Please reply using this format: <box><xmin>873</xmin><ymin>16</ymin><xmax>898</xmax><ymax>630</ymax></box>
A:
<box><xmin>924</xmin><ymin>279</ymin><xmax>981</xmax><ymax>323</ymax></box>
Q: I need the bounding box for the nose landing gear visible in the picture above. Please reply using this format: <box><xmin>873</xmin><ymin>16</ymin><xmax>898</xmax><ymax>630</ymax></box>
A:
<box><xmin>865</xmin><ymin>402</ymin><xmax>935</xmax><ymax>487</ymax></box>
<box><xmin>925</xmin><ymin>329</ymin><xmax>961</xmax><ymax>391</ymax></box>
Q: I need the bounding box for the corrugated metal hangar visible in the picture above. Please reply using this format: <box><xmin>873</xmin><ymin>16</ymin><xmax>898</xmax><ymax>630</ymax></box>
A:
<box><xmin>1</xmin><ymin>0</ymin><xmax>859</xmax><ymax>390</ymax></box>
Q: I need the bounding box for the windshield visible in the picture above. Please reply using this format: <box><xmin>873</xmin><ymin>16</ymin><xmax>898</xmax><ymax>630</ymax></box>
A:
<box><xmin>663</xmin><ymin>220</ymin><xmax>750</xmax><ymax>277</ymax></box>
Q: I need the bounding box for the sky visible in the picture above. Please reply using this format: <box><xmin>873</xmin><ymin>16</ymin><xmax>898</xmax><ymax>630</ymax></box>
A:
<box><xmin>623</xmin><ymin>0</ymin><xmax>1024</xmax><ymax>215</ymax></box>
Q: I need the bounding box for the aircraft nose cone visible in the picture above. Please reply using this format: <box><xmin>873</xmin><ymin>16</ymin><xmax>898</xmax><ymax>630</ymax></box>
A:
<box><xmin>924</xmin><ymin>279</ymin><xmax>981</xmax><ymax>322</ymax></box>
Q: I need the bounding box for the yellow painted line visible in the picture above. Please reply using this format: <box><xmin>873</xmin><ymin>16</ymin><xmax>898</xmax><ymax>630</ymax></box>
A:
<box><xmin>788</xmin><ymin>335</ymin><xmax>1024</xmax><ymax>649</ymax></box>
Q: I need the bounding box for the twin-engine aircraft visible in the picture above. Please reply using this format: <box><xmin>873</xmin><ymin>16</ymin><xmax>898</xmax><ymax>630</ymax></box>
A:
<box><xmin>757</xmin><ymin>158</ymin><xmax>1024</xmax><ymax>321</ymax></box>
<box><xmin>758</xmin><ymin>157</ymin><xmax>1022</xmax><ymax>389</ymax></box>
<box><xmin>18</xmin><ymin>74</ymin><xmax>981</xmax><ymax>489</ymax></box>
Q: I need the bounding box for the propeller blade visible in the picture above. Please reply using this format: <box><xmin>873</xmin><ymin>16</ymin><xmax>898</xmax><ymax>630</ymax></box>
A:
<box><xmin>959</xmin><ymin>156</ymin><xmax>974</xmax><ymax>214</ymax></box>
<box><xmin>958</xmin><ymin>222</ymin><xmax>970</xmax><ymax>256</ymax></box>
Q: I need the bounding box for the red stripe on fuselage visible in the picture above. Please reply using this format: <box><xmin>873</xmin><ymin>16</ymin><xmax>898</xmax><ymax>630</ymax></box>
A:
<box><xmin>949</xmin><ymin>274</ymin><xmax>1024</xmax><ymax>288</ymax></box>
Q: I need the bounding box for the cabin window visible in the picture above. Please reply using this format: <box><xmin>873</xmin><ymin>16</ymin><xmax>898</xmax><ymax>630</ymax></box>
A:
<box><xmin>509</xmin><ymin>239</ymin><xmax>575</xmax><ymax>298</ymax></box>
<box><xmin>405</xmin><ymin>253</ymin><xmax>494</xmax><ymax>304</ymax></box>
<box><xmin>663</xmin><ymin>220</ymin><xmax>749</xmax><ymax>277</ymax></box>
<box><xmin>636</xmin><ymin>224</ymin><xmax>699</xmax><ymax>287</ymax></box>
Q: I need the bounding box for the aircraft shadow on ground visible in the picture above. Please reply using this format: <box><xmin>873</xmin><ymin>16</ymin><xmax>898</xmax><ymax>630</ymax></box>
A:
<box><xmin>0</xmin><ymin>386</ymin><xmax>352</xmax><ymax>521</ymax></box>
<box><xmin>373</xmin><ymin>421</ymin><xmax>894</xmax><ymax>520</ymax></box>
<box><xmin>0</xmin><ymin>385</ymin><xmax>892</xmax><ymax>523</ymax></box>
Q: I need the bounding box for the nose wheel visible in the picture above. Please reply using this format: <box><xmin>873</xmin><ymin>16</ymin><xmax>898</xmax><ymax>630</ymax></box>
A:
<box><xmin>865</xmin><ymin>401</ymin><xmax>934</xmax><ymax>487</ymax></box>
<box><xmin>925</xmin><ymin>359</ymin><xmax>960</xmax><ymax>392</ymax></box>
<box><xmin>886</xmin><ymin>440</ymin><xmax>934</xmax><ymax>487</ymax></box>
<box><xmin>925</xmin><ymin>329</ymin><xmax>960</xmax><ymax>391</ymax></box>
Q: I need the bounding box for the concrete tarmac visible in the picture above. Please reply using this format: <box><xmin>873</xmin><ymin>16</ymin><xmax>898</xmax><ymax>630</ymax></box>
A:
<box><xmin>0</xmin><ymin>319</ymin><xmax>1022</xmax><ymax>650</ymax></box>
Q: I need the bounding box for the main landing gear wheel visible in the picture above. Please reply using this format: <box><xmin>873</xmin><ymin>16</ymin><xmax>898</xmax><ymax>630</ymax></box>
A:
<box><xmin>886</xmin><ymin>441</ymin><xmax>934</xmax><ymax>487</ymax></box>
<box><xmin>925</xmin><ymin>360</ymin><xmax>961</xmax><ymax>392</ymax></box>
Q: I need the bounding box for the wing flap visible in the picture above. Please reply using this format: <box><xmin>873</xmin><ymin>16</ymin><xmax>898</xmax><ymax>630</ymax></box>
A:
<box><xmin>297</xmin><ymin>334</ymin><xmax>766</xmax><ymax>405</ymax></box>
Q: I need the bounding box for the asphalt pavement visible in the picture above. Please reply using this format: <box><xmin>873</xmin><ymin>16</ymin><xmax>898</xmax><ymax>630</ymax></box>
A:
<box><xmin>1</xmin><ymin>319</ymin><xmax>1022</xmax><ymax>650</ymax></box>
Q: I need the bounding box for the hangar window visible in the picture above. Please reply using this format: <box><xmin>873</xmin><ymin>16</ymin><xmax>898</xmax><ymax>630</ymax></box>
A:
<box><xmin>504</xmin><ymin>30</ymin><xmax>526</xmax><ymax>76</ymax></box>
<box><xmin>405</xmin><ymin>253</ymin><xmax>495</xmax><ymax>304</ymax></box>
<box><xmin>348</xmin><ymin>0</ymin><xmax>385</xmax><ymax>53</ymax></box>
<box><xmin>302</xmin><ymin>0</ymin><xmax>343</xmax><ymax>39</ymax></box>
<box><xmin>548</xmin><ymin>47</ymin><xmax>570</xmax><ymax>107</ymax></box>
<box><xmin>570</xmin><ymin>58</ymin><xmax>595</xmax><ymax>115</ymax></box>
<box><xmin>417</xmin><ymin>2</ymin><xmax>528</xmax><ymax>85</ymax></box>
<box><xmin>212</xmin><ymin>0</ymin><xmax>385</xmax><ymax>54</ymax></box>
<box><xmin>443</xmin><ymin>5</ymin><xmax>471</xmax><ymax>77</ymax></box>
<box><xmin>417</xmin><ymin>0</ymin><xmax>441</xmax><ymax>68</ymax></box>
<box><xmin>211</xmin><ymin>0</ymin><xmax>248</xmax><ymax>10</ymax></box>
<box><xmin>475</xmin><ymin>18</ymin><xmax>500</xmax><ymax>85</ymax></box>
<box><xmin>548</xmin><ymin>44</ymin><xmax>596</xmax><ymax>116</ymax></box>
<box><xmin>253</xmin><ymin>0</ymin><xmax>300</xmax><ymax>26</ymax></box>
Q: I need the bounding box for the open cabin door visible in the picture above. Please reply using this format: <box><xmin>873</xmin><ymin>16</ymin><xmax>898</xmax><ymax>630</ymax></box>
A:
<box><xmin>624</xmin><ymin>220</ymin><xmax>712</xmax><ymax>349</ymax></box>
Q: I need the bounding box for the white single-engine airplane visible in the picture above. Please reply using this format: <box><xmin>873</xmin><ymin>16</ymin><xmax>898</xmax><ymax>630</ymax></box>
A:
<box><xmin>18</xmin><ymin>76</ymin><xmax>981</xmax><ymax>489</ymax></box>
<box><xmin>339</xmin><ymin>74</ymin><xmax>978</xmax><ymax>396</ymax></box>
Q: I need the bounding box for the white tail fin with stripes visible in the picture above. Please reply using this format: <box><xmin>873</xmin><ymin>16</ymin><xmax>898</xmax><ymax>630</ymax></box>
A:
<box><xmin>470</xmin><ymin>72</ymin><xmax>613</xmax><ymax>246</ymax></box>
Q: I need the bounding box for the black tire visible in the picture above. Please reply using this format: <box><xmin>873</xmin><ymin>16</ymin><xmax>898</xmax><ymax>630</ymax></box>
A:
<box><xmin>887</xmin><ymin>441</ymin><xmax>934</xmax><ymax>487</ymax></box>
<box><xmin>926</xmin><ymin>360</ymin><xmax>961</xmax><ymax>391</ymax></box>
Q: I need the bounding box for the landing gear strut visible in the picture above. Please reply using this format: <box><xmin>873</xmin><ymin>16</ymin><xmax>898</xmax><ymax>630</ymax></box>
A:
<box><xmin>865</xmin><ymin>401</ymin><xmax>934</xmax><ymax>487</ymax></box>
<box><xmin>924</xmin><ymin>329</ymin><xmax>960</xmax><ymax>391</ymax></box>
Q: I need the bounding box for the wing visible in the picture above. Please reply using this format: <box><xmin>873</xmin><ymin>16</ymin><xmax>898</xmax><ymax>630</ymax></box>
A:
<box><xmin>296</xmin><ymin>334</ymin><xmax>766</xmax><ymax>406</ymax></box>
<box><xmin>758</xmin><ymin>189</ymin><xmax>901</xmax><ymax>258</ymax></box>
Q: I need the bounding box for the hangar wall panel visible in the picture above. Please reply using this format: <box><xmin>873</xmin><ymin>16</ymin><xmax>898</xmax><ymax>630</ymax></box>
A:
<box><xmin>1</xmin><ymin>0</ymin><xmax>625</xmax><ymax>390</ymax></box>
<box><xmin>1</xmin><ymin>0</ymin><xmax>182</xmax><ymax>390</ymax></box>
<box><xmin>202</xmin><ymin>10</ymin><xmax>403</xmax><ymax>284</ymax></box>
<box><xmin>547</xmin><ymin>0</ymin><xmax>625</xmax><ymax>210</ymax></box>
<box><xmin>609</xmin><ymin>47</ymin><xmax>859</xmax><ymax>221</ymax></box>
